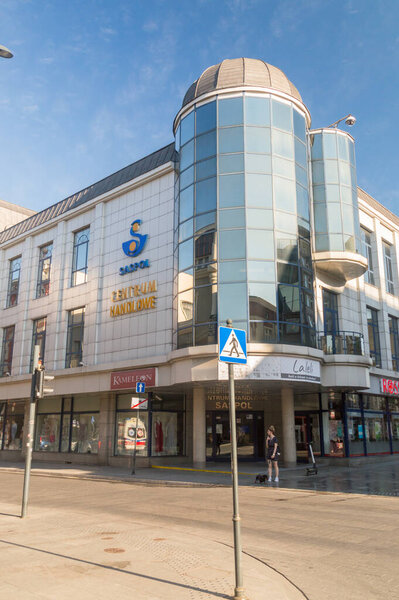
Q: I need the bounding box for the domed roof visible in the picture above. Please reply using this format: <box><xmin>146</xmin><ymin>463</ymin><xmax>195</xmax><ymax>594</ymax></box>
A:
<box><xmin>182</xmin><ymin>58</ymin><xmax>303</xmax><ymax>107</ymax></box>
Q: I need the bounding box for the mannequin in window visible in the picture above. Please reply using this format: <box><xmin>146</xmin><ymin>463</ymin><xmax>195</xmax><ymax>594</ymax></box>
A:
<box><xmin>155</xmin><ymin>416</ymin><xmax>164</xmax><ymax>454</ymax></box>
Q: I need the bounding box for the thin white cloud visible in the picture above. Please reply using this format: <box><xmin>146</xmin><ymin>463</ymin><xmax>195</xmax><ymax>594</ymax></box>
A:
<box><xmin>142</xmin><ymin>20</ymin><xmax>158</xmax><ymax>32</ymax></box>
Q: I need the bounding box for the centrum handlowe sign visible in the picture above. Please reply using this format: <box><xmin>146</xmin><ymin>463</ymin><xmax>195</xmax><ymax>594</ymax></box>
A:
<box><xmin>111</xmin><ymin>368</ymin><xmax>157</xmax><ymax>390</ymax></box>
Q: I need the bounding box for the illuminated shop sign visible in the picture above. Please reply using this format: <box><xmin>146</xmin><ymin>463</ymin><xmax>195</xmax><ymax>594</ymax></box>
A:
<box><xmin>110</xmin><ymin>280</ymin><xmax>157</xmax><ymax>317</ymax></box>
<box><xmin>380</xmin><ymin>378</ymin><xmax>399</xmax><ymax>395</ymax></box>
<box><xmin>111</xmin><ymin>367</ymin><xmax>157</xmax><ymax>390</ymax></box>
<box><xmin>120</xmin><ymin>219</ymin><xmax>150</xmax><ymax>276</ymax></box>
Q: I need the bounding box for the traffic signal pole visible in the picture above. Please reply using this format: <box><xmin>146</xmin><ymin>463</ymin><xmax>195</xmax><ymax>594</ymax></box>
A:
<box><xmin>21</xmin><ymin>346</ymin><xmax>40</xmax><ymax>518</ymax></box>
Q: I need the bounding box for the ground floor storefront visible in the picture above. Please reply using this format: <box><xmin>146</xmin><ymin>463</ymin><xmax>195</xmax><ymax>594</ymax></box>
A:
<box><xmin>1</xmin><ymin>367</ymin><xmax>398</xmax><ymax>466</ymax></box>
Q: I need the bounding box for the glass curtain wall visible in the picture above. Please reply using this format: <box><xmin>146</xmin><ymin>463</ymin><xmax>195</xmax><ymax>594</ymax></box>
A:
<box><xmin>310</xmin><ymin>130</ymin><xmax>361</xmax><ymax>254</ymax></box>
<box><xmin>175</xmin><ymin>94</ymin><xmax>315</xmax><ymax>347</ymax></box>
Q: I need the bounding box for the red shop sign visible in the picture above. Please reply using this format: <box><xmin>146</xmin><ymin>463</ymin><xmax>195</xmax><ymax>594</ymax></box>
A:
<box><xmin>111</xmin><ymin>368</ymin><xmax>157</xmax><ymax>390</ymax></box>
<box><xmin>380</xmin><ymin>378</ymin><xmax>399</xmax><ymax>396</ymax></box>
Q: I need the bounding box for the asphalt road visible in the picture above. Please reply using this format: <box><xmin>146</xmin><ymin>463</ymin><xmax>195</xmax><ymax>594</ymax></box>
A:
<box><xmin>0</xmin><ymin>471</ymin><xmax>398</xmax><ymax>599</ymax></box>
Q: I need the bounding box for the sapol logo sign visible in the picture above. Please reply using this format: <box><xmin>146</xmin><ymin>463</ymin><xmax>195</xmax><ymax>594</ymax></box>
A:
<box><xmin>119</xmin><ymin>219</ymin><xmax>150</xmax><ymax>276</ymax></box>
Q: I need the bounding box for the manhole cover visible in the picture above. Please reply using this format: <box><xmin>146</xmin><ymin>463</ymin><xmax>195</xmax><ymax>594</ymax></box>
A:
<box><xmin>104</xmin><ymin>548</ymin><xmax>126</xmax><ymax>554</ymax></box>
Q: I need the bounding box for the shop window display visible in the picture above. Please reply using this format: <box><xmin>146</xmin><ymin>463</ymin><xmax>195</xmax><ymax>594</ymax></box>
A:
<box><xmin>151</xmin><ymin>412</ymin><xmax>184</xmax><ymax>456</ymax></box>
<box><xmin>2</xmin><ymin>401</ymin><xmax>25</xmax><ymax>450</ymax></box>
<box><xmin>115</xmin><ymin>412</ymin><xmax>149</xmax><ymax>457</ymax></box>
<box><xmin>71</xmin><ymin>413</ymin><xmax>99</xmax><ymax>454</ymax></box>
<box><xmin>35</xmin><ymin>414</ymin><xmax>60</xmax><ymax>452</ymax></box>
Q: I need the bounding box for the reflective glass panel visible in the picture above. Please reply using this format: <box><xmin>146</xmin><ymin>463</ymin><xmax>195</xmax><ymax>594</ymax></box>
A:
<box><xmin>179</xmin><ymin>185</ymin><xmax>194</xmax><ymax>222</ymax></box>
<box><xmin>218</xmin><ymin>97</ymin><xmax>243</xmax><ymax>126</ymax></box>
<box><xmin>219</xmin><ymin>261</ymin><xmax>246</xmax><ymax>282</ymax></box>
<box><xmin>247</xmin><ymin>230</ymin><xmax>274</xmax><ymax>259</ymax></box>
<box><xmin>196</xmin><ymin>177</ymin><xmax>217</xmax><ymax>214</ymax></box>
<box><xmin>323</xmin><ymin>134</ymin><xmax>337</xmax><ymax>159</ymax></box>
<box><xmin>115</xmin><ymin>412</ymin><xmax>148</xmax><ymax>457</ymax></box>
<box><xmin>219</xmin><ymin>229</ymin><xmax>246</xmax><ymax>260</ymax></box>
<box><xmin>324</xmin><ymin>160</ymin><xmax>339</xmax><ymax>183</ymax></box>
<box><xmin>195</xmin><ymin>230</ymin><xmax>217</xmax><ymax>264</ymax></box>
<box><xmin>195</xmin><ymin>286</ymin><xmax>217</xmax><ymax>323</ymax></box>
<box><xmin>177</xmin><ymin>327</ymin><xmax>193</xmax><ymax>349</ymax></box>
<box><xmin>180</xmin><ymin>139</ymin><xmax>194</xmax><ymax>170</ymax></box>
<box><xmin>272</xmin><ymin>129</ymin><xmax>294</xmax><ymax>159</ymax></box>
<box><xmin>195</xmin><ymin>263</ymin><xmax>217</xmax><ymax>287</ymax></box>
<box><xmin>274</xmin><ymin>177</ymin><xmax>296</xmax><ymax>212</ymax></box>
<box><xmin>296</xmin><ymin>185</ymin><xmax>309</xmax><ymax>220</ymax></box>
<box><xmin>312</xmin><ymin>162</ymin><xmax>324</xmax><ymax>184</ymax></box>
<box><xmin>180</xmin><ymin>166</ymin><xmax>194</xmax><ymax>190</ymax></box>
<box><xmin>177</xmin><ymin>289</ymin><xmax>193</xmax><ymax>325</ymax></box>
<box><xmin>342</xmin><ymin>204</ymin><xmax>355</xmax><ymax>235</ymax></box>
<box><xmin>180</xmin><ymin>111</ymin><xmax>195</xmax><ymax>145</ymax></box>
<box><xmin>339</xmin><ymin>162</ymin><xmax>351</xmax><ymax>186</ymax></box>
<box><xmin>218</xmin><ymin>283</ymin><xmax>248</xmax><ymax>322</ymax></box>
<box><xmin>246</xmin><ymin>174</ymin><xmax>272</xmax><ymax>208</ymax></box>
<box><xmin>195</xmin><ymin>211</ymin><xmax>216</xmax><ymax>233</ymax></box>
<box><xmin>177</xmin><ymin>269</ymin><xmax>193</xmax><ymax>292</ymax></box>
<box><xmin>178</xmin><ymin>238</ymin><xmax>193</xmax><ymax>271</ymax></box>
<box><xmin>295</xmin><ymin>164</ymin><xmax>308</xmax><ymax>188</ymax></box>
<box><xmin>246</xmin><ymin>208</ymin><xmax>273</xmax><ymax>229</ymax></box>
<box><xmin>247</xmin><ymin>261</ymin><xmax>275</xmax><ymax>281</ymax></box>
<box><xmin>245</xmin><ymin>127</ymin><xmax>270</xmax><ymax>153</ymax></box>
<box><xmin>196</xmin><ymin>157</ymin><xmax>216</xmax><ymax>180</ymax></box>
<box><xmin>277</xmin><ymin>263</ymin><xmax>299</xmax><ymax>284</ymax></box>
<box><xmin>293</xmin><ymin>110</ymin><xmax>306</xmax><ymax>141</ymax></box>
<box><xmin>219</xmin><ymin>208</ymin><xmax>245</xmax><ymax>229</ymax></box>
<box><xmin>311</xmin><ymin>134</ymin><xmax>323</xmax><ymax>160</ymax></box>
<box><xmin>219</xmin><ymin>174</ymin><xmax>245</xmax><ymax>207</ymax></box>
<box><xmin>327</xmin><ymin>203</ymin><xmax>342</xmax><ymax>233</ymax></box>
<box><xmin>338</xmin><ymin>135</ymin><xmax>350</xmax><ymax>161</ymax></box>
<box><xmin>219</xmin><ymin>154</ymin><xmax>244</xmax><ymax>173</ymax></box>
<box><xmin>272</xmin><ymin>100</ymin><xmax>292</xmax><ymax>132</ymax></box>
<box><xmin>275</xmin><ymin>211</ymin><xmax>297</xmax><ymax>234</ymax></box>
<box><xmin>248</xmin><ymin>282</ymin><xmax>276</xmax><ymax>321</ymax></box>
<box><xmin>276</xmin><ymin>233</ymin><xmax>298</xmax><ymax>261</ymax></box>
<box><xmin>278</xmin><ymin>285</ymin><xmax>300</xmax><ymax>321</ymax></box>
<box><xmin>245</xmin><ymin>97</ymin><xmax>270</xmax><ymax>126</ymax></box>
<box><xmin>314</xmin><ymin>204</ymin><xmax>327</xmax><ymax>233</ymax></box>
<box><xmin>325</xmin><ymin>184</ymin><xmax>340</xmax><ymax>202</ymax></box>
<box><xmin>218</xmin><ymin>127</ymin><xmax>244</xmax><ymax>153</ymax></box>
<box><xmin>245</xmin><ymin>153</ymin><xmax>271</xmax><ymax>173</ymax></box>
<box><xmin>196</xmin><ymin>101</ymin><xmax>216</xmax><ymax>135</ymax></box>
<box><xmin>196</xmin><ymin>131</ymin><xmax>216</xmax><ymax>161</ymax></box>
<box><xmin>312</xmin><ymin>186</ymin><xmax>325</xmax><ymax>203</ymax></box>
<box><xmin>179</xmin><ymin>219</ymin><xmax>193</xmax><ymax>242</ymax></box>
<box><xmin>273</xmin><ymin>157</ymin><xmax>295</xmax><ymax>179</ymax></box>
<box><xmin>294</xmin><ymin>138</ymin><xmax>307</xmax><ymax>167</ymax></box>
<box><xmin>250</xmin><ymin>322</ymin><xmax>277</xmax><ymax>343</ymax></box>
<box><xmin>195</xmin><ymin>324</ymin><xmax>217</xmax><ymax>346</ymax></box>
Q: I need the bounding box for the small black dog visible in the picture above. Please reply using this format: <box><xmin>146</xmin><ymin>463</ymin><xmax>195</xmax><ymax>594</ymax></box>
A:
<box><xmin>255</xmin><ymin>474</ymin><xmax>268</xmax><ymax>484</ymax></box>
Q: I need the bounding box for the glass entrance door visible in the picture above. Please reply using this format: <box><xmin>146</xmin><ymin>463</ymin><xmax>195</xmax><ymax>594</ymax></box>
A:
<box><xmin>206</xmin><ymin>411</ymin><xmax>264</xmax><ymax>460</ymax></box>
<box><xmin>295</xmin><ymin>413</ymin><xmax>321</xmax><ymax>462</ymax></box>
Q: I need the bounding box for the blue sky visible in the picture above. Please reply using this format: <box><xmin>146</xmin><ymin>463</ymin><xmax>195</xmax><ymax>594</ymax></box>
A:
<box><xmin>0</xmin><ymin>0</ymin><xmax>398</xmax><ymax>214</ymax></box>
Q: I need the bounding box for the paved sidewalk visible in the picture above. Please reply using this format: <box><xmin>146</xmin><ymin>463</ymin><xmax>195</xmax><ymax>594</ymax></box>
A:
<box><xmin>1</xmin><ymin>457</ymin><xmax>399</xmax><ymax>495</ymax></box>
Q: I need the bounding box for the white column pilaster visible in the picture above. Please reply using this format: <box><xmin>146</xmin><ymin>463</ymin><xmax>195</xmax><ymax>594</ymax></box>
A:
<box><xmin>281</xmin><ymin>387</ymin><xmax>296</xmax><ymax>465</ymax></box>
<box><xmin>193</xmin><ymin>387</ymin><xmax>206</xmax><ymax>465</ymax></box>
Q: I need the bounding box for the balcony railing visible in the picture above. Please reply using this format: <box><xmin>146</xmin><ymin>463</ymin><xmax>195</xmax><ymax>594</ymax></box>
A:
<box><xmin>319</xmin><ymin>331</ymin><xmax>365</xmax><ymax>356</ymax></box>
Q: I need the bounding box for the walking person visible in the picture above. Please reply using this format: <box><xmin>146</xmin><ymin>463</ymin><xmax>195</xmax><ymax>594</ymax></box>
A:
<box><xmin>266</xmin><ymin>425</ymin><xmax>280</xmax><ymax>482</ymax></box>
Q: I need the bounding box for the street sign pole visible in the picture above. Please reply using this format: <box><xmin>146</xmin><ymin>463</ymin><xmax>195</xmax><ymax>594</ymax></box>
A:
<box><xmin>225</xmin><ymin>319</ymin><xmax>246</xmax><ymax>600</ymax></box>
<box><xmin>21</xmin><ymin>345</ymin><xmax>40</xmax><ymax>518</ymax></box>
<box><xmin>132</xmin><ymin>405</ymin><xmax>139</xmax><ymax>475</ymax></box>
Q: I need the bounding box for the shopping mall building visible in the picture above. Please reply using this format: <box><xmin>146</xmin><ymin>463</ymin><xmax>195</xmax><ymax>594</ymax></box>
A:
<box><xmin>0</xmin><ymin>58</ymin><xmax>398</xmax><ymax>467</ymax></box>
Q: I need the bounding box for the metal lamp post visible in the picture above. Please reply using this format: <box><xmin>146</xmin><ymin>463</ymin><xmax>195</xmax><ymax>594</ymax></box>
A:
<box><xmin>0</xmin><ymin>45</ymin><xmax>13</xmax><ymax>59</ymax></box>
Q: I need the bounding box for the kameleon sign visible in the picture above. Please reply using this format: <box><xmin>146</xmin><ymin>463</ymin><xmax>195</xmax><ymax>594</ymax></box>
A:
<box><xmin>111</xmin><ymin>368</ymin><xmax>157</xmax><ymax>390</ymax></box>
<box><xmin>380</xmin><ymin>378</ymin><xmax>399</xmax><ymax>395</ymax></box>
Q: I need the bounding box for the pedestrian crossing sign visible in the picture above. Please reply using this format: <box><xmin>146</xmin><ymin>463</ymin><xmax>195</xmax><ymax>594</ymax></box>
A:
<box><xmin>219</xmin><ymin>326</ymin><xmax>247</xmax><ymax>364</ymax></box>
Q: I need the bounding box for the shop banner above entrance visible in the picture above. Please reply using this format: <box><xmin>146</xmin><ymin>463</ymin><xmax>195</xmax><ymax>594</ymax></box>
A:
<box><xmin>218</xmin><ymin>355</ymin><xmax>320</xmax><ymax>384</ymax></box>
<box><xmin>111</xmin><ymin>367</ymin><xmax>157</xmax><ymax>390</ymax></box>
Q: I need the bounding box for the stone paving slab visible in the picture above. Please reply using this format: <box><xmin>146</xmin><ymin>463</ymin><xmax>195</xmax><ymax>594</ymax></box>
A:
<box><xmin>0</xmin><ymin>501</ymin><xmax>304</xmax><ymax>600</ymax></box>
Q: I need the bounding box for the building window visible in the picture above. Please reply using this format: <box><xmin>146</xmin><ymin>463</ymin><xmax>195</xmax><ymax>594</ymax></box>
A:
<box><xmin>30</xmin><ymin>317</ymin><xmax>46</xmax><ymax>372</ymax></box>
<box><xmin>0</xmin><ymin>325</ymin><xmax>15</xmax><ymax>377</ymax></box>
<box><xmin>383</xmin><ymin>242</ymin><xmax>394</xmax><ymax>294</ymax></box>
<box><xmin>71</xmin><ymin>227</ymin><xmax>90</xmax><ymax>286</ymax></box>
<box><xmin>0</xmin><ymin>400</ymin><xmax>25</xmax><ymax>450</ymax></box>
<box><xmin>361</xmin><ymin>228</ymin><xmax>375</xmax><ymax>285</ymax></box>
<box><xmin>6</xmin><ymin>257</ymin><xmax>21</xmax><ymax>307</ymax></box>
<box><xmin>114</xmin><ymin>393</ymin><xmax>185</xmax><ymax>457</ymax></box>
<box><xmin>367</xmin><ymin>307</ymin><xmax>381</xmax><ymax>367</ymax></box>
<box><xmin>389</xmin><ymin>315</ymin><xmax>399</xmax><ymax>371</ymax></box>
<box><xmin>65</xmin><ymin>308</ymin><xmax>85</xmax><ymax>368</ymax></box>
<box><xmin>36</xmin><ymin>243</ymin><xmax>53</xmax><ymax>298</ymax></box>
<box><xmin>34</xmin><ymin>396</ymin><xmax>99</xmax><ymax>454</ymax></box>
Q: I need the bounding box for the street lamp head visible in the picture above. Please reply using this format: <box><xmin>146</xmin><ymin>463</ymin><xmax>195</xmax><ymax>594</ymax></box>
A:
<box><xmin>345</xmin><ymin>114</ymin><xmax>356</xmax><ymax>126</ymax></box>
<box><xmin>0</xmin><ymin>45</ymin><xmax>13</xmax><ymax>59</ymax></box>
<box><xmin>327</xmin><ymin>113</ymin><xmax>357</xmax><ymax>129</ymax></box>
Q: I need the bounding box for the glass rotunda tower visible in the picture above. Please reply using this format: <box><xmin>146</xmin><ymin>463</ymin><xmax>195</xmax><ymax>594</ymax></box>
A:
<box><xmin>173</xmin><ymin>58</ymin><xmax>365</xmax><ymax>349</ymax></box>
